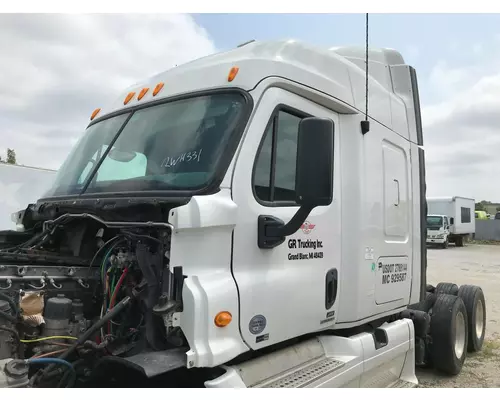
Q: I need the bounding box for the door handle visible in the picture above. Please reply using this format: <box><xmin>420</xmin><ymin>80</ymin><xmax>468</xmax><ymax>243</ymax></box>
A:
<box><xmin>325</xmin><ymin>268</ymin><xmax>338</xmax><ymax>310</ymax></box>
<box><xmin>393</xmin><ymin>179</ymin><xmax>400</xmax><ymax>206</ymax></box>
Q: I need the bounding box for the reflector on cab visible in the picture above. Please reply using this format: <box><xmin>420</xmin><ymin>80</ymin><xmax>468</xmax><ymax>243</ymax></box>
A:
<box><xmin>138</xmin><ymin>88</ymin><xmax>149</xmax><ymax>101</ymax></box>
<box><xmin>90</xmin><ymin>108</ymin><xmax>101</xmax><ymax>121</ymax></box>
<box><xmin>227</xmin><ymin>67</ymin><xmax>239</xmax><ymax>82</ymax></box>
<box><xmin>153</xmin><ymin>82</ymin><xmax>164</xmax><ymax>97</ymax></box>
<box><xmin>124</xmin><ymin>92</ymin><xmax>136</xmax><ymax>105</ymax></box>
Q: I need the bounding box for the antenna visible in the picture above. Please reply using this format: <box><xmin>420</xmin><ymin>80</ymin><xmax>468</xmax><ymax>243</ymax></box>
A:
<box><xmin>237</xmin><ymin>39</ymin><xmax>256</xmax><ymax>48</ymax></box>
<box><xmin>361</xmin><ymin>13</ymin><xmax>370</xmax><ymax>135</ymax></box>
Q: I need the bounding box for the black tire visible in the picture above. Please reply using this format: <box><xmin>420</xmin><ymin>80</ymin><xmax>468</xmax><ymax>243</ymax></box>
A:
<box><xmin>456</xmin><ymin>236</ymin><xmax>464</xmax><ymax>247</ymax></box>
<box><xmin>426</xmin><ymin>284</ymin><xmax>436</xmax><ymax>293</ymax></box>
<box><xmin>457</xmin><ymin>285</ymin><xmax>486</xmax><ymax>352</ymax></box>
<box><xmin>435</xmin><ymin>282</ymin><xmax>459</xmax><ymax>296</ymax></box>
<box><xmin>441</xmin><ymin>238</ymin><xmax>449</xmax><ymax>249</ymax></box>
<box><xmin>429</xmin><ymin>294</ymin><xmax>468</xmax><ymax>375</ymax></box>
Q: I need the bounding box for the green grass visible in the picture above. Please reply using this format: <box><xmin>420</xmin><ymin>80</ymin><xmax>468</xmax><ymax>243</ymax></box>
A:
<box><xmin>469</xmin><ymin>240</ymin><xmax>500</xmax><ymax>246</ymax></box>
<box><xmin>472</xmin><ymin>339</ymin><xmax>500</xmax><ymax>361</ymax></box>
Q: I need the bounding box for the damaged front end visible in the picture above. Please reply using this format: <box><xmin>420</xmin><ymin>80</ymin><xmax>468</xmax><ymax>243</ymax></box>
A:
<box><xmin>0</xmin><ymin>199</ymin><xmax>193</xmax><ymax>388</ymax></box>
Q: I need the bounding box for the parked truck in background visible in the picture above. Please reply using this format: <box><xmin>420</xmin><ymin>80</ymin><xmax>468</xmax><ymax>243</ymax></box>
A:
<box><xmin>427</xmin><ymin>197</ymin><xmax>475</xmax><ymax>248</ymax></box>
<box><xmin>474</xmin><ymin>210</ymin><xmax>488</xmax><ymax>220</ymax></box>
<box><xmin>0</xmin><ymin>40</ymin><xmax>487</xmax><ymax>388</ymax></box>
<box><xmin>0</xmin><ymin>163</ymin><xmax>56</xmax><ymax>231</ymax></box>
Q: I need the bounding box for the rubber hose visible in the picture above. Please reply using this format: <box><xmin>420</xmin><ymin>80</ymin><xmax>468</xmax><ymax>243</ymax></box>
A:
<box><xmin>57</xmin><ymin>359</ymin><xmax>85</xmax><ymax>388</ymax></box>
<box><xmin>37</xmin><ymin>296</ymin><xmax>131</xmax><ymax>381</ymax></box>
<box><xmin>0</xmin><ymin>325</ymin><xmax>20</xmax><ymax>344</ymax></box>
<box><xmin>27</xmin><ymin>357</ymin><xmax>74</xmax><ymax>369</ymax></box>
<box><xmin>0</xmin><ymin>293</ymin><xmax>20</xmax><ymax>317</ymax></box>
<box><xmin>27</xmin><ymin>358</ymin><xmax>75</xmax><ymax>388</ymax></box>
<box><xmin>0</xmin><ymin>310</ymin><xmax>17</xmax><ymax>324</ymax></box>
<box><xmin>0</xmin><ymin>325</ymin><xmax>20</xmax><ymax>356</ymax></box>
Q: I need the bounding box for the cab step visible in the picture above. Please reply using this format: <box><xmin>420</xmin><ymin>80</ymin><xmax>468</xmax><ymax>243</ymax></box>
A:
<box><xmin>205</xmin><ymin>319</ymin><xmax>418</xmax><ymax>388</ymax></box>
<box><xmin>252</xmin><ymin>356</ymin><xmax>345</xmax><ymax>388</ymax></box>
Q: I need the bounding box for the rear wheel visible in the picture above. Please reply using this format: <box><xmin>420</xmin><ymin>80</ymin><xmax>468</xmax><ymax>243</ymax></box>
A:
<box><xmin>430</xmin><ymin>294</ymin><xmax>468</xmax><ymax>375</ymax></box>
<box><xmin>457</xmin><ymin>285</ymin><xmax>486</xmax><ymax>352</ymax></box>
<box><xmin>435</xmin><ymin>282</ymin><xmax>459</xmax><ymax>296</ymax></box>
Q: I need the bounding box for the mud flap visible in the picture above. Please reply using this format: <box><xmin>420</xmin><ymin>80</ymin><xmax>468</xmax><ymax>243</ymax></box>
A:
<box><xmin>93</xmin><ymin>347</ymin><xmax>188</xmax><ymax>379</ymax></box>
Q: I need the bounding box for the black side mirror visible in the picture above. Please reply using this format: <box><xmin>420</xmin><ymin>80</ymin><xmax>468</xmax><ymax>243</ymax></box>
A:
<box><xmin>295</xmin><ymin>117</ymin><xmax>334</xmax><ymax>207</ymax></box>
<box><xmin>257</xmin><ymin>117</ymin><xmax>334</xmax><ymax>249</ymax></box>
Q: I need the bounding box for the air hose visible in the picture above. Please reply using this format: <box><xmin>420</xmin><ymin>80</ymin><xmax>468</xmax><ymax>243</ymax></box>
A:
<box><xmin>30</xmin><ymin>296</ymin><xmax>131</xmax><ymax>386</ymax></box>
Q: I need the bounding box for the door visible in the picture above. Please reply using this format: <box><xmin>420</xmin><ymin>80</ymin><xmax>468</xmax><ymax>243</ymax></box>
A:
<box><xmin>374</xmin><ymin>137</ymin><xmax>412</xmax><ymax>306</ymax></box>
<box><xmin>231</xmin><ymin>87</ymin><xmax>341</xmax><ymax>349</ymax></box>
<box><xmin>443</xmin><ymin>216</ymin><xmax>450</xmax><ymax>236</ymax></box>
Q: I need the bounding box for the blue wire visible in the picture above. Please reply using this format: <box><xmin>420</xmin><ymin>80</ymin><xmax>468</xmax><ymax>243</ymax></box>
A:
<box><xmin>26</xmin><ymin>358</ymin><xmax>74</xmax><ymax>371</ymax></box>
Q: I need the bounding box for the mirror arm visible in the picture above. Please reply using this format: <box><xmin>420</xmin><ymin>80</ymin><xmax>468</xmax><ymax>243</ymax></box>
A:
<box><xmin>267</xmin><ymin>205</ymin><xmax>314</xmax><ymax>238</ymax></box>
<box><xmin>258</xmin><ymin>205</ymin><xmax>314</xmax><ymax>249</ymax></box>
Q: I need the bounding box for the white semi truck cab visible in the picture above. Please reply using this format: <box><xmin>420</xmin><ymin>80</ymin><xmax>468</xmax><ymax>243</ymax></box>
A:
<box><xmin>0</xmin><ymin>40</ymin><xmax>486</xmax><ymax>388</ymax></box>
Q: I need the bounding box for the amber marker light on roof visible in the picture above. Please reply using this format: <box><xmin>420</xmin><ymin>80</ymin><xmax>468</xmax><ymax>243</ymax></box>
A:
<box><xmin>137</xmin><ymin>88</ymin><xmax>149</xmax><ymax>101</ymax></box>
<box><xmin>214</xmin><ymin>311</ymin><xmax>232</xmax><ymax>327</ymax></box>
<box><xmin>153</xmin><ymin>82</ymin><xmax>165</xmax><ymax>97</ymax></box>
<box><xmin>227</xmin><ymin>67</ymin><xmax>239</xmax><ymax>82</ymax></box>
<box><xmin>124</xmin><ymin>92</ymin><xmax>136</xmax><ymax>105</ymax></box>
<box><xmin>90</xmin><ymin>108</ymin><xmax>101</xmax><ymax>121</ymax></box>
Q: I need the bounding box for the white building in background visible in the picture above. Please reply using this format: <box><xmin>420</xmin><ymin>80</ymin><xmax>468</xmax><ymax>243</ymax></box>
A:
<box><xmin>0</xmin><ymin>163</ymin><xmax>57</xmax><ymax>230</ymax></box>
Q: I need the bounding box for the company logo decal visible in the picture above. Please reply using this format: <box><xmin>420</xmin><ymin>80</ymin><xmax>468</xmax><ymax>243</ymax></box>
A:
<box><xmin>300</xmin><ymin>221</ymin><xmax>316</xmax><ymax>234</ymax></box>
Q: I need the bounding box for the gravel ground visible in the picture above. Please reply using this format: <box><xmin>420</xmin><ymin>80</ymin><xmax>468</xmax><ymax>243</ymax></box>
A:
<box><xmin>416</xmin><ymin>243</ymin><xmax>500</xmax><ymax>388</ymax></box>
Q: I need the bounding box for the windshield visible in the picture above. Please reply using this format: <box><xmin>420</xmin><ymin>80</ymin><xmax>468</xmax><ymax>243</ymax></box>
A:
<box><xmin>43</xmin><ymin>92</ymin><xmax>248</xmax><ymax>198</ymax></box>
<box><xmin>426</xmin><ymin>216</ymin><xmax>443</xmax><ymax>227</ymax></box>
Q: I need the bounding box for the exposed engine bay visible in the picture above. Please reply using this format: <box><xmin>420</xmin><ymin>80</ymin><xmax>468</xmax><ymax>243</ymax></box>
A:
<box><xmin>0</xmin><ymin>202</ymin><xmax>194</xmax><ymax>388</ymax></box>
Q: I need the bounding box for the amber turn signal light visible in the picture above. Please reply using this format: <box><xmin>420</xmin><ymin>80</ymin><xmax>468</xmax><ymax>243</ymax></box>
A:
<box><xmin>214</xmin><ymin>311</ymin><xmax>232</xmax><ymax>327</ymax></box>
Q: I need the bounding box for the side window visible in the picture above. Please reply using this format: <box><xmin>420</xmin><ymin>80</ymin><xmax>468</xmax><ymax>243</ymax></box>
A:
<box><xmin>462</xmin><ymin>207</ymin><xmax>471</xmax><ymax>223</ymax></box>
<box><xmin>253</xmin><ymin>109</ymin><xmax>304</xmax><ymax>203</ymax></box>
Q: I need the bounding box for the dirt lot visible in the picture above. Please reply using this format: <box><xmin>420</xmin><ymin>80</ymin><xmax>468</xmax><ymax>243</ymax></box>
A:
<box><xmin>417</xmin><ymin>243</ymin><xmax>500</xmax><ymax>388</ymax></box>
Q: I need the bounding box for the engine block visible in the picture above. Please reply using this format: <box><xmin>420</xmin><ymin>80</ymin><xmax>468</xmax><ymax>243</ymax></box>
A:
<box><xmin>0</xmin><ymin>264</ymin><xmax>98</xmax><ymax>294</ymax></box>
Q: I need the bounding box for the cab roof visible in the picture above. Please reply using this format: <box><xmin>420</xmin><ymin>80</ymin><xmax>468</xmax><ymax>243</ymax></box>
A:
<box><xmin>92</xmin><ymin>39</ymin><xmax>415</xmax><ymax>137</ymax></box>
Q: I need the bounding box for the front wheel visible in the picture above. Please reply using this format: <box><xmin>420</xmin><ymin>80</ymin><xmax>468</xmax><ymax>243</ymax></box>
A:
<box><xmin>441</xmin><ymin>238</ymin><xmax>449</xmax><ymax>249</ymax></box>
<box><xmin>430</xmin><ymin>294</ymin><xmax>468</xmax><ymax>375</ymax></box>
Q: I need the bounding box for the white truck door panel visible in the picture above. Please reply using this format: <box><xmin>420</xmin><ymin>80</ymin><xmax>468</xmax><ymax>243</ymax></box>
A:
<box><xmin>362</xmin><ymin>128</ymin><xmax>412</xmax><ymax>308</ymax></box>
<box><xmin>382</xmin><ymin>141</ymin><xmax>409</xmax><ymax>239</ymax></box>
<box><xmin>376</xmin><ymin>137</ymin><xmax>411</xmax><ymax>306</ymax></box>
<box><xmin>231</xmin><ymin>87</ymin><xmax>340</xmax><ymax>349</ymax></box>
<box><xmin>375</xmin><ymin>256</ymin><xmax>410</xmax><ymax>304</ymax></box>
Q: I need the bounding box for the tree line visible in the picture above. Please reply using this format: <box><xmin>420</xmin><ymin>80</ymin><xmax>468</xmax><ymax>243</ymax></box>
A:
<box><xmin>0</xmin><ymin>148</ymin><xmax>16</xmax><ymax>164</ymax></box>
<box><xmin>475</xmin><ymin>200</ymin><xmax>500</xmax><ymax>213</ymax></box>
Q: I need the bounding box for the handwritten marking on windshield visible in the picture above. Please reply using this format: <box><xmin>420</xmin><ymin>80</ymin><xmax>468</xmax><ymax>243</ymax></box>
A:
<box><xmin>161</xmin><ymin>149</ymin><xmax>203</xmax><ymax>168</ymax></box>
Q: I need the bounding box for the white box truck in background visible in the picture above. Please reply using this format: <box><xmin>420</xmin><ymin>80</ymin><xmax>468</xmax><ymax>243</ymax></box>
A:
<box><xmin>427</xmin><ymin>196</ymin><xmax>475</xmax><ymax>248</ymax></box>
<box><xmin>0</xmin><ymin>163</ymin><xmax>56</xmax><ymax>230</ymax></box>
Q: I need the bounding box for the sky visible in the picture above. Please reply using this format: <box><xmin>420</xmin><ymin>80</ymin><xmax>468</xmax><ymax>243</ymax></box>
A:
<box><xmin>1</xmin><ymin>13</ymin><xmax>500</xmax><ymax>201</ymax></box>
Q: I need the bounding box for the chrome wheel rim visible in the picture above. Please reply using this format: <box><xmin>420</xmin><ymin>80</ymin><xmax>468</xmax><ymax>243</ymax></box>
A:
<box><xmin>455</xmin><ymin>311</ymin><xmax>466</xmax><ymax>359</ymax></box>
<box><xmin>476</xmin><ymin>299</ymin><xmax>485</xmax><ymax>340</ymax></box>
